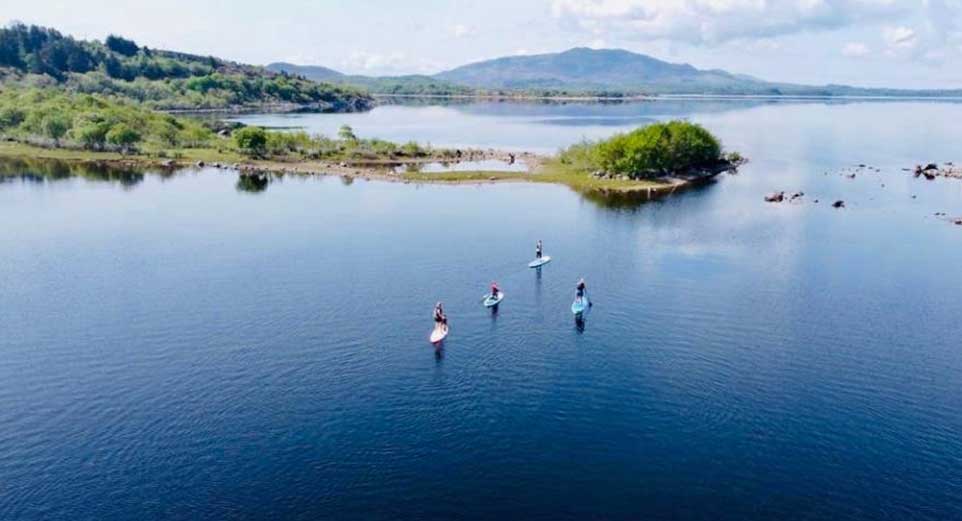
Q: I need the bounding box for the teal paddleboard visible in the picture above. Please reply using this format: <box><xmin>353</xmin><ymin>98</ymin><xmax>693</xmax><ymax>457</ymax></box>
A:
<box><xmin>571</xmin><ymin>297</ymin><xmax>589</xmax><ymax>315</ymax></box>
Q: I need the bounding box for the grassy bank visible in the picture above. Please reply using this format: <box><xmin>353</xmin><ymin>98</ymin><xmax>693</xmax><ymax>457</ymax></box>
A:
<box><xmin>398</xmin><ymin>160</ymin><xmax>668</xmax><ymax>190</ymax></box>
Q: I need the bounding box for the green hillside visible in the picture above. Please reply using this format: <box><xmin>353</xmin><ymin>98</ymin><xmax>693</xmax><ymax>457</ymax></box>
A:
<box><xmin>0</xmin><ymin>24</ymin><xmax>373</xmax><ymax>111</ymax></box>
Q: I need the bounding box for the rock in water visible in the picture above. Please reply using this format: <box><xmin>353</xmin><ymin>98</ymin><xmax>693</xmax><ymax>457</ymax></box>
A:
<box><xmin>765</xmin><ymin>191</ymin><xmax>786</xmax><ymax>203</ymax></box>
<box><xmin>832</xmin><ymin>200</ymin><xmax>845</xmax><ymax>209</ymax></box>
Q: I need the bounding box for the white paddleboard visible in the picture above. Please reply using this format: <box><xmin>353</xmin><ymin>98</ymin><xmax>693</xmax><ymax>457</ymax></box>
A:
<box><xmin>483</xmin><ymin>292</ymin><xmax>505</xmax><ymax>307</ymax></box>
<box><xmin>430</xmin><ymin>325</ymin><xmax>449</xmax><ymax>344</ymax></box>
<box><xmin>528</xmin><ymin>256</ymin><xmax>552</xmax><ymax>268</ymax></box>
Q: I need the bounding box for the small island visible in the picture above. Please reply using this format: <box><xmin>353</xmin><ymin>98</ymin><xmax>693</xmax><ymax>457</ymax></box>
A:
<box><xmin>0</xmin><ymin>86</ymin><xmax>742</xmax><ymax>197</ymax></box>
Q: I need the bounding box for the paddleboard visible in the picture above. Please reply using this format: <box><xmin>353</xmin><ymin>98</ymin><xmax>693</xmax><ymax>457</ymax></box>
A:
<box><xmin>571</xmin><ymin>297</ymin><xmax>589</xmax><ymax>315</ymax></box>
<box><xmin>528</xmin><ymin>256</ymin><xmax>552</xmax><ymax>268</ymax></box>
<box><xmin>430</xmin><ymin>325</ymin><xmax>449</xmax><ymax>344</ymax></box>
<box><xmin>483</xmin><ymin>292</ymin><xmax>505</xmax><ymax>308</ymax></box>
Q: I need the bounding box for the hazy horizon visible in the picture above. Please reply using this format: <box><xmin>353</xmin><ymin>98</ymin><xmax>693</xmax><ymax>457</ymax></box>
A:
<box><xmin>2</xmin><ymin>1</ymin><xmax>961</xmax><ymax>89</ymax></box>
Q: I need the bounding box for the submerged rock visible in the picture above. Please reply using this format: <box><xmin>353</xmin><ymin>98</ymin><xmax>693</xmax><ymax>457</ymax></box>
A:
<box><xmin>832</xmin><ymin>200</ymin><xmax>845</xmax><ymax>209</ymax></box>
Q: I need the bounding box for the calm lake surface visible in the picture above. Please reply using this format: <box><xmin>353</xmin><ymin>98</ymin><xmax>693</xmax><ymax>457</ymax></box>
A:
<box><xmin>3</xmin><ymin>99</ymin><xmax>962</xmax><ymax>520</ymax></box>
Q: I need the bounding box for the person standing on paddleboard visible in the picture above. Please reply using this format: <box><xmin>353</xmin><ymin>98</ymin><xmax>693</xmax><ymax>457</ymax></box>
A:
<box><xmin>536</xmin><ymin>240</ymin><xmax>543</xmax><ymax>259</ymax></box>
<box><xmin>576</xmin><ymin>279</ymin><xmax>587</xmax><ymax>301</ymax></box>
<box><xmin>490</xmin><ymin>282</ymin><xmax>501</xmax><ymax>299</ymax></box>
<box><xmin>434</xmin><ymin>302</ymin><xmax>447</xmax><ymax>327</ymax></box>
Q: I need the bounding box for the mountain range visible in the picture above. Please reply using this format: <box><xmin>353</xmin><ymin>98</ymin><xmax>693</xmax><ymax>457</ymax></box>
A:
<box><xmin>269</xmin><ymin>47</ymin><xmax>962</xmax><ymax>97</ymax></box>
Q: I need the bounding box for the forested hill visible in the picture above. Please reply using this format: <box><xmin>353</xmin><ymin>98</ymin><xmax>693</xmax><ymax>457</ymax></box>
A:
<box><xmin>0</xmin><ymin>24</ymin><xmax>373</xmax><ymax>111</ymax></box>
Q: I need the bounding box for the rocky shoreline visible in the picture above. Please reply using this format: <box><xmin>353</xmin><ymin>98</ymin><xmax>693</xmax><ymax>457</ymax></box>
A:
<box><xmin>192</xmin><ymin>148</ymin><xmax>546</xmax><ymax>180</ymax></box>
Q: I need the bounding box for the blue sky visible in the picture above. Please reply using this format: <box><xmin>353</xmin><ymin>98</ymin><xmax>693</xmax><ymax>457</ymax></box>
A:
<box><xmin>2</xmin><ymin>0</ymin><xmax>961</xmax><ymax>88</ymax></box>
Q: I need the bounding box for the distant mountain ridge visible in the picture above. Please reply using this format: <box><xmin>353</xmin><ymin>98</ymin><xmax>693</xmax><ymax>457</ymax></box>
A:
<box><xmin>435</xmin><ymin>48</ymin><xmax>748</xmax><ymax>92</ymax></box>
<box><xmin>267</xmin><ymin>63</ymin><xmax>344</xmax><ymax>82</ymax></box>
<box><xmin>269</xmin><ymin>47</ymin><xmax>962</xmax><ymax>97</ymax></box>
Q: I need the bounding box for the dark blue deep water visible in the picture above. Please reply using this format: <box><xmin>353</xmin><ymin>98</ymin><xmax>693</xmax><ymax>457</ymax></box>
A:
<box><xmin>2</xmin><ymin>100</ymin><xmax>962</xmax><ymax>520</ymax></box>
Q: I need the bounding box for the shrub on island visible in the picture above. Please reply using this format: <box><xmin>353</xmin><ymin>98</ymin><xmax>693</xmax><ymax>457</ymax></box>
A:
<box><xmin>561</xmin><ymin>121</ymin><xmax>735</xmax><ymax>179</ymax></box>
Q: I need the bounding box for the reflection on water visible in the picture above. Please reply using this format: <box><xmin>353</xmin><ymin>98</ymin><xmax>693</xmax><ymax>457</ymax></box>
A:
<box><xmin>0</xmin><ymin>157</ymin><xmax>145</xmax><ymax>188</ymax></box>
<box><xmin>394</xmin><ymin>159</ymin><xmax>528</xmax><ymax>174</ymax></box>
<box><xmin>577</xmin><ymin>177</ymin><xmax>721</xmax><ymax>210</ymax></box>
<box><xmin>0</xmin><ymin>156</ymin><xmax>715</xmax><ymax>210</ymax></box>
<box><xmin>235</xmin><ymin>173</ymin><xmax>271</xmax><ymax>193</ymax></box>
<box><xmin>574</xmin><ymin>314</ymin><xmax>587</xmax><ymax>333</ymax></box>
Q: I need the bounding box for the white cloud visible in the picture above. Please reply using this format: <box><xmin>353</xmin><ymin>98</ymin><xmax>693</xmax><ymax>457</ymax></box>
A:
<box><xmin>551</xmin><ymin>0</ymin><xmax>909</xmax><ymax>45</ymax></box>
<box><xmin>883</xmin><ymin>26</ymin><xmax>918</xmax><ymax>49</ymax></box>
<box><xmin>842</xmin><ymin>41</ymin><xmax>871</xmax><ymax>57</ymax></box>
<box><xmin>341</xmin><ymin>51</ymin><xmax>443</xmax><ymax>75</ymax></box>
<box><xmin>587</xmin><ymin>38</ymin><xmax>607</xmax><ymax>48</ymax></box>
<box><xmin>451</xmin><ymin>24</ymin><xmax>475</xmax><ymax>38</ymax></box>
<box><xmin>343</xmin><ymin>51</ymin><xmax>407</xmax><ymax>72</ymax></box>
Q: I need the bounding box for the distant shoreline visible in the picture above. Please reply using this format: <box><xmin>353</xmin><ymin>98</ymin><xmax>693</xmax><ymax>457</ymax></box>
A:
<box><xmin>373</xmin><ymin>93</ymin><xmax>962</xmax><ymax>103</ymax></box>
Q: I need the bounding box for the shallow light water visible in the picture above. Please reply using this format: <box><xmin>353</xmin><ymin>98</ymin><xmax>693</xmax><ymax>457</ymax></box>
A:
<box><xmin>3</xmin><ymin>99</ymin><xmax>962</xmax><ymax>520</ymax></box>
<box><xmin>393</xmin><ymin>159</ymin><xmax>529</xmax><ymax>174</ymax></box>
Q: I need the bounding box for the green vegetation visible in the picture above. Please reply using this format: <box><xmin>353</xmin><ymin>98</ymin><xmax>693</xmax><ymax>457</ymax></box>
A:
<box><xmin>0</xmin><ymin>86</ymin><xmax>430</xmax><ymax>164</ymax></box>
<box><xmin>233</xmin><ymin>124</ymin><xmax>429</xmax><ymax>161</ymax></box>
<box><xmin>0</xmin><ymin>23</ymin><xmax>373</xmax><ymax>111</ymax></box>
<box><xmin>0</xmin><ymin>87</ymin><xmax>215</xmax><ymax>152</ymax></box>
<box><xmin>233</xmin><ymin>127</ymin><xmax>268</xmax><ymax>156</ymax></box>
<box><xmin>559</xmin><ymin>121</ymin><xmax>729</xmax><ymax>179</ymax></box>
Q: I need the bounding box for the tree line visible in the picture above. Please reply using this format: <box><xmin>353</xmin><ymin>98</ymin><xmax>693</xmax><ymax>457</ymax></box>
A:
<box><xmin>0</xmin><ymin>23</ymin><xmax>372</xmax><ymax>110</ymax></box>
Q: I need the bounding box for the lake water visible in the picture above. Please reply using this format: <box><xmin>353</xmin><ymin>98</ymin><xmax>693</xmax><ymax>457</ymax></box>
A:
<box><xmin>3</xmin><ymin>99</ymin><xmax>962</xmax><ymax>520</ymax></box>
